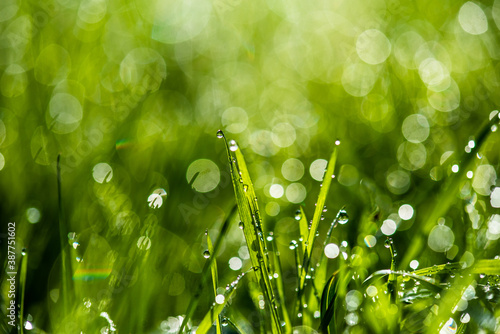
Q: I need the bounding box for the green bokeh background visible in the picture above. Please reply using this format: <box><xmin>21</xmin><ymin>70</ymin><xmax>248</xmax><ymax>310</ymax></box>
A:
<box><xmin>1</xmin><ymin>0</ymin><xmax>500</xmax><ymax>332</ymax></box>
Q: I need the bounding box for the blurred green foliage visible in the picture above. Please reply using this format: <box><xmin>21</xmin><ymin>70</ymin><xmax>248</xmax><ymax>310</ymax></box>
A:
<box><xmin>1</xmin><ymin>0</ymin><xmax>500</xmax><ymax>333</ymax></box>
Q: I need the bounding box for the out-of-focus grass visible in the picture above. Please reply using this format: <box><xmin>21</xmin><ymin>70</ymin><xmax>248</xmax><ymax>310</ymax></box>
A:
<box><xmin>1</xmin><ymin>0</ymin><xmax>500</xmax><ymax>333</ymax></box>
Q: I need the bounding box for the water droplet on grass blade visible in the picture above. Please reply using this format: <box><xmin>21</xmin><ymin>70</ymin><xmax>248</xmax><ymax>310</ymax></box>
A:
<box><xmin>229</xmin><ymin>140</ymin><xmax>238</xmax><ymax>151</ymax></box>
<box><xmin>203</xmin><ymin>250</ymin><xmax>210</xmax><ymax>258</ymax></box>
<box><xmin>385</xmin><ymin>238</ymin><xmax>393</xmax><ymax>248</ymax></box>
<box><xmin>337</xmin><ymin>209</ymin><xmax>349</xmax><ymax>224</ymax></box>
<box><xmin>289</xmin><ymin>240</ymin><xmax>298</xmax><ymax>250</ymax></box>
<box><xmin>21</xmin><ymin>248</ymin><xmax>27</xmax><ymax>256</ymax></box>
<box><xmin>221</xmin><ymin>317</ymin><xmax>229</xmax><ymax>326</ymax></box>
<box><xmin>238</xmin><ymin>221</ymin><xmax>244</xmax><ymax>229</ymax></box>
<box><xmin>294</xmin><ymin>210</ymin><xmax>301</xmax><ymax>220</ymax></box>
<box><xmin>216</xmin><ymin>129</ymin><xmax>224</xmax><ymax>138</ymax></box>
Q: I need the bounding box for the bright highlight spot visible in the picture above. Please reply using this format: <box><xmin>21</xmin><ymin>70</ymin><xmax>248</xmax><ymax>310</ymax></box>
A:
<box><xmin>398</xmin><ymin>204</ymin><xmax>414</xmax><ymax>220</ymax></box>
<box><xmin>491</xmin><ymin>187</ymin><xmax>500</xmax><ymax>208</ymax></box>
<box><xmin>92</xmin><ymin>163</ymin><xmax>113</xmax><ymax>183</ymax></box>
<box><xmin>215</xmin><ymin>294</ymin><xmax>225</xmax><ymax>304</ymax></box>
<box><xmin>402</xmin><ymin>114</ymin><xmax>430</xmax><ymax>143</ymax></box>
<box><xmin>459</xmin><ymin>2</ymin><xmax>488</xmax><ymax>35</ymax></box>
<box><xmin>310</xmin><ymin>159</ymin><xmax>328</xmax><ymax>181</ymax></box>
<box><xmin>356</xmin><ymin>29</ymin><xmax>391</xmax><ymax>65</ymax></box>
<box><xmin>324</xmin><ymin>243</ymin><xmax>340</xmax><ymax>259</ymax></box>
<box><xmin>229</xmin><ymin>257</ymin><xmax>243</xmax><ymax>271</ymax></box>
<box><xmin>364</xmin><ymin>235</ymin><xmax>376</xmax><ymax>248</ymax></box>
<box><xmin>27</xmin><ymin>207</ymin><xmax>41</xmax><ymax>224</ymax></box>
<box><xmin>186</xmin><ymin>159</ymin><xmax>220</xmax><ymax>193</ymax></box>
<box><xmin>381</xmin><ymin>219</ymin><xmax>397</xmax><ymax>236</ymax></box>
<box><xmin>269</xmin><ymin>184</ymin><xmax>284</xmax><ymax>198</ymax></box>
<box><xmin>282</xmin><ymin>158</ymin><xmax>305</xmax><ymax>181</ymax></box>
<box><xmin>285</xmin><ymin>183</ymin><xmax>306</xmax><ymax>203</ymax></box>
<box><xmin>428</xmin><ymin>224</ymin><xmax>455</xmax><ymax>252</ymax></box>
<box><xmin>410</xmin><ymin>260</ymin><xmax>419</xmax><ymax>270</ymax></box>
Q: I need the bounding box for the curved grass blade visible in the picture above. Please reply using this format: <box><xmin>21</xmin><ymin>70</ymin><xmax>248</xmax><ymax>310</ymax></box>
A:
<box><xmin>223</xmin><ymin>317</ymin><xmax>245</xmax><ymax>334</ymax></box>
<box><xmin>401</xmin><ymin>113</ymin><xmax>500</xmax><ymax>268</ymax></box>
<box><xmin>178</xmin><ymin>206</ymin><xmax>237</xmax><ymax>334</ymax></box>
<box><xmin>219</xmin><ymin>131</ymin><xmax>282</xmax><ymax>333</ymax></box>
<box><xmin>319</xmin><ymin>271</ymin><xmax>338</xmax><ymax>334</ymax></box>
<box><xmin>206</xmin><ymin>231</ymin><xmax>221</xmax><ymax>334</ymax></box>
<box><xmin>363</xmin><ymin>270</ymin><xmax>443</xmax><ymax>293</ymax></box>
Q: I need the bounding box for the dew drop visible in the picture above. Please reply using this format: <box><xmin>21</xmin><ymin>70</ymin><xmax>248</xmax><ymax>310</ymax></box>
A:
<box><xmin>238</xmin><ymin>221</ymin><xmax>244</xmax><ymax>229</ymax></box>
<box><xmin>21</xmin><ymin>248</ymin><xmax>27</xmax><ymax>256</ymax></box>
<box><xmin>294</xmin><ymin>210</ymin><xmax>301</xmax><ymax>220</ymax></box>
<box><xmin>385</xmin><ymin>238</ymin><xmax>393</xmax><ymax>248</ymax></box>
<box><xmin>203</xmin><ymin>250</ymin><xmax>210</xmax><ymax>259</ymax></box>
<box><xmin>335</xmin><ymin>139</ymin><xmax>341</xmax><ymax>146</ymax></box>
<box><xmin>323</xmin><ymin>205</ymin><xmax>328</xmax><ymax>212</ymax></box>
<box><xmin>216</xmin><ymin>129</ymin><xmax>224</xmax><ymax>139</ymax></box>
<box><xmin>289</xmin><ymin>240</ymin><xmax>298</xmax><ymax>250</ymax></box>
<box><xmin>337</xmin><ymin>209</ymin><xmax>349</xmax><ymax>224</ymax></box>
<box><xmin>221</xmin><ymin>317</ymin><xmax>229</xmax><ymax>326</ymax></box>
<box><xmin>229</xmin><ymin>140</ymin><xmax>238</xmax><ymax>151</ymax></box>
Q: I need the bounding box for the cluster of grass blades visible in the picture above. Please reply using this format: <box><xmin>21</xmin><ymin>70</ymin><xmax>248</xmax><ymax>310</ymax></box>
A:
<box><xmin>180</xmin><ymin>116</ymin><xmax>500</xmax><ymax>334</ymax></box>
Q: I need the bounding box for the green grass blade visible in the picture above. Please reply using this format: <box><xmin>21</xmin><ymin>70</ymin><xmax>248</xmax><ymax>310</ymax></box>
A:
<box><xmin>425</xmin><ymin>270</ymin><xmax>475</xmax><ymax>334</ymax></box>
<box><xmin>319</xmin><ymin>271</ymin><xmax>338</xmax><ymax>334</ymax></box>
<box><xmin>178</xmin><ymin>206</ymin><xmax>237</xmax><ymax>334</ymax></box>
<box><xmin>363</xmin><ymin>270</ymin><xmax>443</xmax><ymax>293</ymax></box>
<box><xmin>471</xmin><ymin>259</ymin><xmax>500</xmax><ymax>275</ymax></box>
<box><xmin>300</xmin><ymin>145</ymin><xmax>338</xmax><ymax>291</ymax></box>
<box><xmin>206</xmin><ymin>231</ymin><xmax>221</xmax><ymax>334</ymax></box>
<box><xmin>195</xmin><ymin>270</ymin><xmax>251</xmax><ymax>334</ymax></box>
<box><xmin>412</xmin><ymin>262</ymin><xmax>461</xmax><ymax>276</ymax></box>
<box><xmin>220</xmin><ymin>132</ymin><xmax>282</xmax><ymax>333</ymax></box>
<box><xmin>401</xmin><ymin>114</ymin><xmax>500</xmax><ymax>268</ymax></box>
<box><xmin>298</xmin><ymin>206</ymin><xmax>309</xmax><ymax>254</ymax></box>
<box><xmin>270</xmin><ymin>237</ymin><xmax>292</xmax><ymax>333</ymax></box>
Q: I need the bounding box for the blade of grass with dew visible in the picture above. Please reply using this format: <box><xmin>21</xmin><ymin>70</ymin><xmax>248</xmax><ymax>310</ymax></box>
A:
<box><xmin>362</xmin><ymin>270</ymin><xmax>443</xmax><ymax>293</ymax></box>
<box><xmin>300</xmin><ymin>144</ymin><xmax>338</xmax><ymax>293</ymax></box>
<box><xmin>425</xmin><ymin>268</ymin><xmax>475</xmax><ymax>334</ymax></box>
<box><xmin>195</xmin><ymin>269</ymin><xmax>253</xmax><ymax>334</ymax></box>
<box><xmin>298</xmin><ymin>206</ymin><xmax>309</xmax><ymax>254</ymax></box>
<box><xmin>412</xmin><ymin>262</ymin><xmax>461</xmax><ymax>276</ymax></box>
<box><xmin>178</xmin><ymin>205</ymin><xmax>237</xmax><ymax>334</ymax></box>
<box><xmin>314</xmin><ymin>208</ymin><xmax>345</xmax><ymax>302</ymax></box>
<box><xmin>270</xmin><ymin>237</ymin><xmax>292</xmax><ymax>333</ymax></box>
<box><xmin>207</xmin><ymin>230</ymin><xmax>222</xmax><ymax>334</ymax></box>
<box><xmin>19</xmin><ymin>249</ymin><xmax>28</xmax><ymax>334</ymax></box>
<box><xmin>220</xmin><ymin>132</ymin><xmax>282</xmax><ymax>333</ymax></box>
<box><xmin>401</xmin><ymin>113</ymin><xmax>500</xmax><ymax>268</ymax></box>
